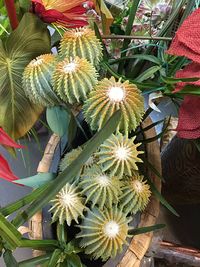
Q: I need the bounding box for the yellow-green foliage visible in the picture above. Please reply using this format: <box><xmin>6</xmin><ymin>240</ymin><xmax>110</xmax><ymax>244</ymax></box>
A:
<box><xmin>96</xmin><ymin>133</ymin><xmax>143</xmax><ymax>178</ymax></box>
<box><xmin>120</xmin><ymin>172</ymin><xmax>151</xmax><ymax>214</ymax></box>
<box><xmin>77</xmin><ymin>206</ymin><xmax>131</xmax><ymax>261</ymax></box>
<box><xmin>23</xmin><ymin>54</ymin><xmax>60</xmax><ymax>106</ymax></box>
<box><xmin>60</xmin><ymin>27</ymin><xmax>103</xmax><ymax>66</ymax></box>
<box><xmin>52</xmin><ymin>57</ymin><xmax>98</xmax><ymax>104</ymax></box>
<box><xmin>49</xmin><ymin>183</ymin><xmax>86</xmax><ymax>226</ymax></box>
<box><xmin>79</xmin><ymin>166</ymin><xmax>123</xmax><ymax>209</ymax></box>
<box><xmin>83</xmin><ymin>77</ymin><xmax>145</xmax><ymax>134</ymax></box>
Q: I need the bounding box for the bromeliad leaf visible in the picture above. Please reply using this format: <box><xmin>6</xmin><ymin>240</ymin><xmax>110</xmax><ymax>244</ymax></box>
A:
<box><xmin>0</xmin><ymin>13</ymin><xmax>51</xmax><ymax>139</ymax></box>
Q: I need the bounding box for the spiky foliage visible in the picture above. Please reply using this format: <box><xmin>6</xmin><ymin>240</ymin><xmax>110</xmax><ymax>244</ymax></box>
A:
<box><xmin>83</xmin><ymin>77</ymin><xmax>145</xmax><ymax>133</ymax></box>
<box><xmin>120</xmin><ymin>172</ymin><xmax>151</xmax><ymax>214</ymax></box>
<box><xmin>59</xmin><ymin>27</ymin><xmax>103</xmax><ymax>66</ymax></box>
<box><xmin>23</xmin><ymin>54</ymin><xmax>60</xmax><ymax>107</ymax></box>
<box><xmin>52</xmin><ymin>57</ymin><xmax>98</xmax><ymax>104</ymax></box>
<box><xmin>49</xmin><ymin>183</ymin><xmax>86</xmax><ymax>226</ymax></box>
<box><xmin>79</xmin><ymin>166</ymin><xmax>123</xmax><ymax>209</ymax></box>
<box><xmin>77</xmin><ymin>206</ymin><xmax>131</xmax><ymax>261</ymax></box>
<box><xmin>60</xmin><ymin>147</ymin><xmax>97</xmax><ymax>182</ymax></box>
<box><xmin>96</xmin><ymin>133</ymin><xmax>143</xmax><ymax>178</ymax></box>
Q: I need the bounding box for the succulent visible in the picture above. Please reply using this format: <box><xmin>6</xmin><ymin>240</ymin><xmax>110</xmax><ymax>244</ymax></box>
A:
<box><xmin>79</xmin><ymin>166</ymin><xmax>123</xmax><ymax>209</ymax></box>
<box><xmin>96</xmin><ymin>133</ymin><xmax>143</xmax><ymax>178</ymax></box>
<box><xmin>60</xmin><ymin>147</ymin><xmax>97</xmax><ymax>182</ymax></box>
<box><xmin>77</xmin><ymin>206</ymin><xmax>131</xmax><ymax>261</ymax></box>
<box><xmin>120</xmin><ymin>172</ymin><xmax>151</xmax><ymax>214</ymax></box>
<box><xmin>22</xmin><ymin>54</ymin><xmax>60</xmax><ymax>106</ymax></box>
<box><xmin>59</xmin><ymin>27</ymin><xmax>103</xmax><ymax>66</ymax></box>
<box><xmin>49</xmin><ymin>183</ymin><xmax>86</xmax><ymax>226</ymax></box>
<box><xmin>52</xmin><ymin>56</ymin><xmax>98</xmax><ymax>104</ymax></box>
<box><xmin>83</xmin><ymin>76</ymin><xmax>145</xmax><ymax>133</ymax></box>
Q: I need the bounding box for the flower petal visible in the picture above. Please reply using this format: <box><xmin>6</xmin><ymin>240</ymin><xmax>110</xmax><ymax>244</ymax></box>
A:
<box><xmin>177</xmin><ymin>96</ymin><xmax>200</xmax><ymax>139</ymax></box>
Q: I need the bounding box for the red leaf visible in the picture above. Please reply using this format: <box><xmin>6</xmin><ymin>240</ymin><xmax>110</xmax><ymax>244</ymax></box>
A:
<box><xmin>0</xmin><ymin>154</ymin><xmax>19</xmax><ymax>181</ymax></box>
<box><xmin>0</xmin><ymin>128</ymin><xmax>24</xmax><ymax>148</ymax></box>
<box><xmin>177</xmin><ymin>96</ymin><xmax>200</xmax><ymax>139</ymax></box>
<box><xmin>167</xmin><ymin>8</ymin><xmax>200</xmax><ymax>64</ymax></box>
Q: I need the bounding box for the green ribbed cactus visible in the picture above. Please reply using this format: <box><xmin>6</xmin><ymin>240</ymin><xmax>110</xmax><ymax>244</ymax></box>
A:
<box><xmin>49</xmin><ymin>183</ymin><xmax>86</xmax><ymax>226</ymax></box>
<box><xmin>59</xmin><ymin>27</ymin><xmax>103</xmax><ymax>66</ymax></box>
<box><xmin>120</xmin><ymin>172</ymin><xmax>151</xmax><ymax>214</ymax></box>
<box><xmin>77</xmin><ymin>206</ymin><xmax>131</xmax><ymax>261</ymax></box>
<box><xmin>79</xmin><ymin>166</ymin><xmax>123</xmax><ymax>209</ymax></box>
<box><xmin>96</xmin><ymin>133</ymin><xmax>143</xmax><ymax>178</ymax></box>
<box><xmin>52</xmin><ymin>57</ymin><xmax>98</xmax><ymax>104</ymax></box>
<box><xmin>22</xmin><ymin>54</ymin><xmax>60</xmax><ymax>107</ymax></box>
<box><xmin>83</xmin><ymin>76</ymin><xmax>145</xmax><ymax>134</ymax></box>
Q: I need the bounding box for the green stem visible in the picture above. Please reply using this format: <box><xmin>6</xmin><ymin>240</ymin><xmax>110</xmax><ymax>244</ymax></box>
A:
<box><xmin>118</xmin><ymin>0</ymin><xmax>140</xmax><ymax>74</ymax></box>
<box><xmin>18</xmin><ymin>254</ymin><xmax>51</xmax><ymax>266</ymax></box>
<box><xmin>20</xmin><ymin>239</ymin><xmax>59</xmax><ymax>249</ymax></box>
<box><xmin>102</xmin><ymin>35</ymin><xmax>172</xmax><ymax>41</ymax></box>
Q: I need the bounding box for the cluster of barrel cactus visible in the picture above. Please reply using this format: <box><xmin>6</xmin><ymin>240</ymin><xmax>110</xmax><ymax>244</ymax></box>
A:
<box><xmin>23</xmin><ymin>26</ymin><xmax>151</xmax><ymax>261</ymax></box>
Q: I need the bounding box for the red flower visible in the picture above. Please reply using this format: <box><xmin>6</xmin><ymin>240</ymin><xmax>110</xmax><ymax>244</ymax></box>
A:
<box><xmin>0</xmin><ymin>128</ymin><xmax>24</xmax><ymax>182</ymax></box>
<box><xmin>167</xmin><ymin>8</ymin><xmax>200</xmax><ymax>139</ymax></box>
<box><xmin>31</xmin><ymin>0</ymin><xmax>92</xmax><ymax>28</ymax></box>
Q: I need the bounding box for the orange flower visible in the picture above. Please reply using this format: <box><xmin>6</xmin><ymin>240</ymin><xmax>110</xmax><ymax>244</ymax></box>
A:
<box><xmin>31</xmin><ymin>0</ymin><xmax>93</xmax><ymax>27</ymax></box>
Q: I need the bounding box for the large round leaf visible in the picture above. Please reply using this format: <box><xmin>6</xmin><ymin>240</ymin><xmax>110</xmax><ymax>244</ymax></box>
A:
<box><xmin>0</xmin><ymin>13</ymin><xmax>51</xmax><ymax>139</ymax></box>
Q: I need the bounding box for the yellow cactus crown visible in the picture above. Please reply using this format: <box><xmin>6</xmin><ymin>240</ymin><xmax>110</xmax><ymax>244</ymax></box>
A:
<box><xmin>83</xmin><ymin>76</ymin><xmax>145</xmax><ymax>134</ymax></box>
<box><xmin>59</xmin><ymin>27</ymin><xmax>103</xmax><ymax>66</ymax></box>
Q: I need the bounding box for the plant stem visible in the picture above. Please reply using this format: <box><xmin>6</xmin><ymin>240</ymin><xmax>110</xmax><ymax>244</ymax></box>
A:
<box><xmin>118</xmin><ymin>0</ymin><xmax>140</xmax><ymax>74</ymax></box>
<box><xmin>4</xmin><ymin>0</ymin><xmax>19</xmax><ymax>30</ymax></box>
<box><xmin>102</xmin><ymin>35</ymin><xmax>172</xmax><ymax>41</ymax></box>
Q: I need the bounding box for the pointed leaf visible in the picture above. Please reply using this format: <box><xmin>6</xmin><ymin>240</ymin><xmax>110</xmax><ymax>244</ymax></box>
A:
<box><xmin>0</xmin><ymin>13</ymin><xmax>51</xmax><ymax>139</ymax></box>
<box><xmin>48</xmin><ymin>249</ymin><xmax>62</xmax><ymax>267</ymax></box>
<box><xmin>0</xmin><ymin>128</ymin><xmax>24</xmax><ymax>148</ymax></box>
<box><xmin>3</xmin><ymin>250</ymin><xmax>18</xmax><ymax>267</ymax></box>
<box><xmin>46</xmin><ymin>107</ymin><xmax>71</xmax><ymax>137</ymax></box>
<box><xmin>0</xmin><ymin>154</ymin><xmax>19</xmax><ymax>181</ymax></box>
<box><xmin>146</xmin><ymin>177</ymin><xmax>179</xmax><ymax>217</ymax></box>
<box><xmin>135</xmin><ymin>66</ymin><xmax>161</xmax><ymax>83</ymax></box>
<box><xmin>129</xmin><ymin>224</ymin><xmax>166</xmax><ymax>236</ymax></box>
<box><xmin>14</xmin><ymin>173</ymin><xmax>56</xmax><ymax>188</ymax></box>
<box><xmin>18</xmin><ymin>254</ymin><xmax>51</xmax><ymax>267</ymax></box>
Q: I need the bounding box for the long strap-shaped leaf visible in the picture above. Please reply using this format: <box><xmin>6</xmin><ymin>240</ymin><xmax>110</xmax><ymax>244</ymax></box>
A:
<box><xmin>12</xmin><ymin>111</ymin><xmax>121</xmax><ymax>227</ymax></box>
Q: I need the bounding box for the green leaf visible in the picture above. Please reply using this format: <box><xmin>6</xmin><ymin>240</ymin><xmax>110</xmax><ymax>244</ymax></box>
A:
<box><xmin>144</xmin><ymin>160</ymin><xmax>165</xmax><ymax>182</ymax></box>
<box><xmin>129</xmin><ymin>224</ymin><xmax>166</xmax><ymax>236</ymax></box>
<box><xmin>18</xmin><ymin>254</ymin><xmax>51</xmax><ymax>267</ymax></box>
<box><xmin>175</xmin><ymin>84</ymin><xmax>200</xmax><ymax>95</ymax></box>
<box><xmin>118</xmin><ymin>0</ymin><xmax>140</xmax><ymax>73</ymax></box>
<box><xmin>94</xmin><ymin>22</ymin><xmax>108</xmax><ymax>61</ymax></box>
<box><xmin>146</xmin><ymin>177</ymin><xmax>179</xmax><ymax>217</ymax></box>
<box><xmin>57</xmin><ymin>224</ymin><xmax>67</xmax><ymax>245</ymax></box>
<box><xmin>46</xmin><ymin>106</ymin><xmax>71</xmax><ymax>137</ymax></box>
<box><xmin>0</xmin><ymin>185</ymin><xmax>48</xmax><ymax>216</ymax></box>
<box><xmin>62</xmin><ymin>254</ymin><xmax>82</xmax><ymax>267</ymax></box>
<box><xmin>12</xmin><ymin>111</ymin><xmax>121</xmax><ymax>227</ymax></box>
<box><xmin>162</xmin><ymin>76</ymin><xmax>200</xmax><ymax>84</ymax></box>
<box><xmin>135</xmin><ymin>66</ymin><xmax>161</xmax><ymax>83</ymax></box>
<box><xmin>3</xmin><ymin>250</ymin><xmax>18</xmax><ymax>267</ymax></box>
<box><xmin>0</xmin><ymin>13</ymin><xmax>51</xmax><ymax>139</ymax></box>
<box><xmin>138</xmin><ymin>119</ymin><xmax>165</xmax><ymax>133</ymax></box>
<box><xmin>14</xmin><ymin>173</ymin><xmax>56</xmax><ymax>188</ymax></box>
<box><xmin>110</xmin><ymin>55</ymin><xmax>162</xmax><ymax>65</ymax></box>
<box><xmin>48</xmin><ymin>249</ymin><xmax>62</xmax><ymax>267</ymax></box>
<box><xmin>0</xmin><ymin>213</ymin><xmax>22</xmax><ymax>249</ymax></box>
<box><xmin>19</xmin><ymin>239</ymin><xmax>59</xmax><ymax>249</ymax></box>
